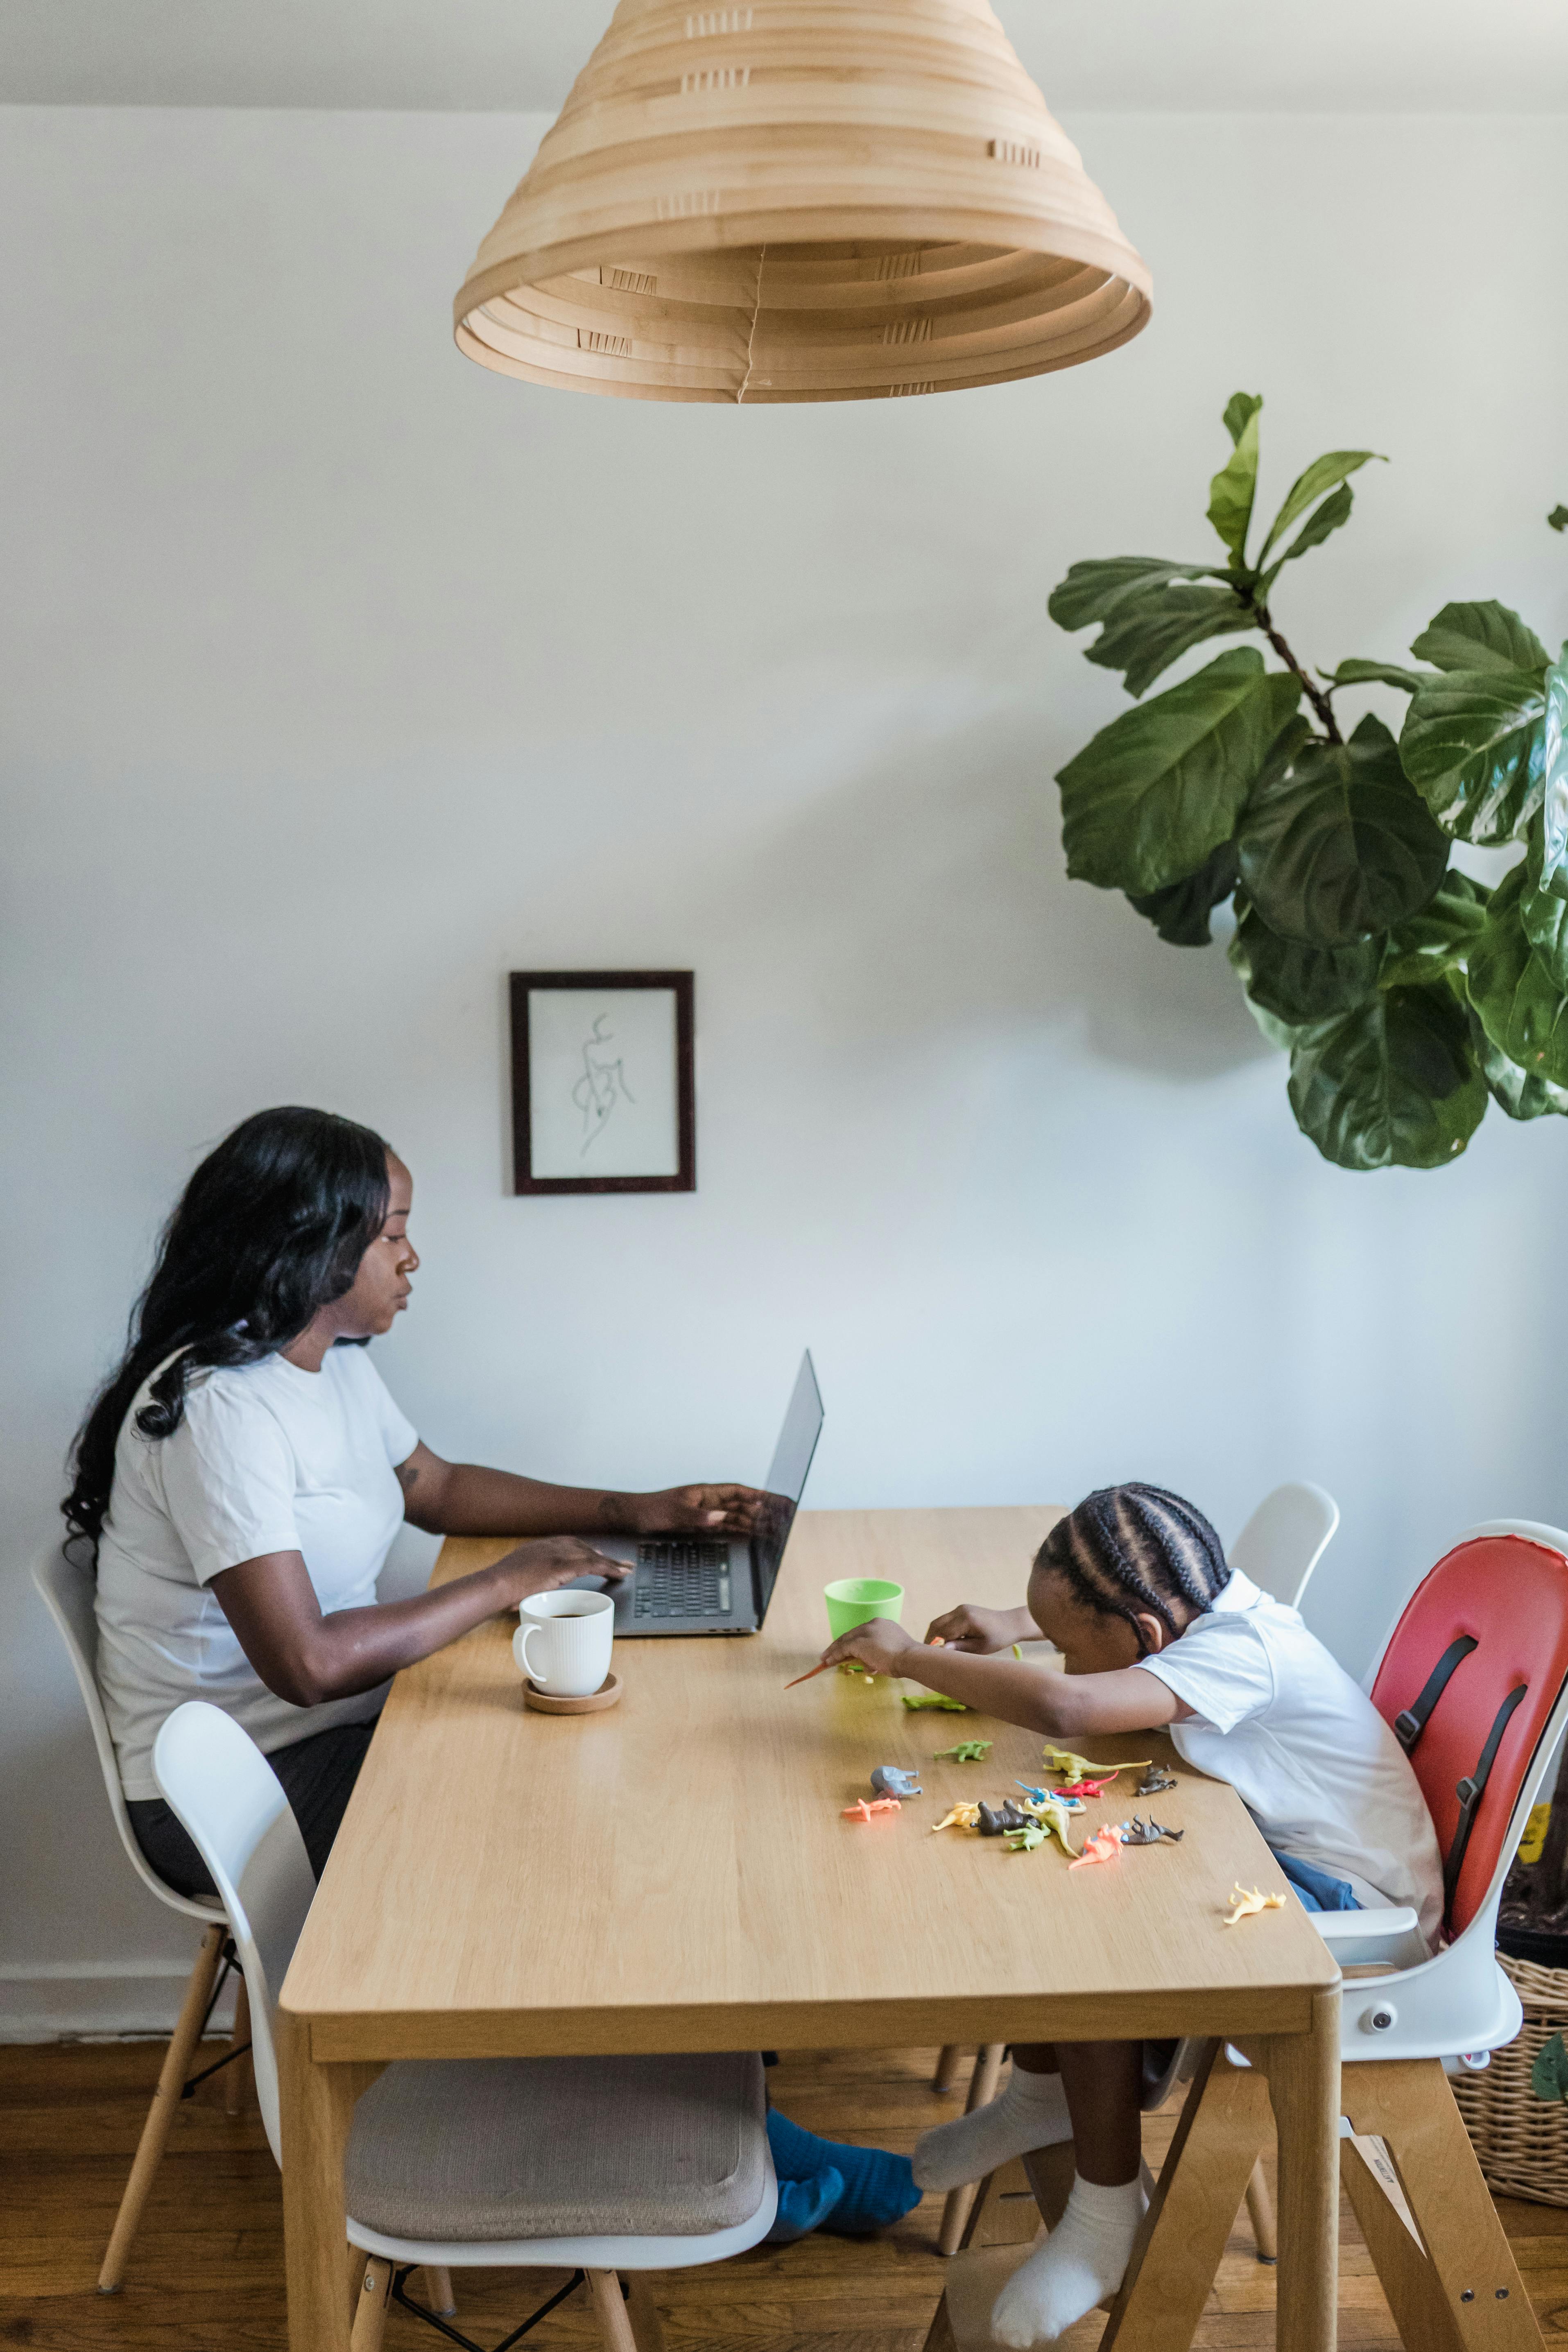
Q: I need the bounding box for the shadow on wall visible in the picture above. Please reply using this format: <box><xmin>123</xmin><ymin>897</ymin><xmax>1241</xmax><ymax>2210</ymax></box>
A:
<box><xmin>697</xmin><ymin>702</ymin><xmax>1275</xmax><ymax>1086</ymax></box>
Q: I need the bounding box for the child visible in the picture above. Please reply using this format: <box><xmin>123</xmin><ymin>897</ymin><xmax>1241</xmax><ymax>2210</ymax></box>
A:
<box><xmin>817</xmin><ymin>1482</ymin><xmax>1442</xmax><ymax>2347</ymax></box>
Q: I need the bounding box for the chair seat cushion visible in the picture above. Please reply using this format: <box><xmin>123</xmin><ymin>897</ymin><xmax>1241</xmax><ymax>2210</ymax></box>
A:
<box><xmin>344</xmin><ymin>2050</ymin><xmax>768</xmax><ymax>2243</ymax></box>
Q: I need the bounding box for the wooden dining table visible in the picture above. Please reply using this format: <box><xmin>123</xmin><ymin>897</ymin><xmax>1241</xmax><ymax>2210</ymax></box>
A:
<box><xmin>277</xmin><ymin>1505</ymin><xmax>1341</xmax><ymax>2352</ymax></box>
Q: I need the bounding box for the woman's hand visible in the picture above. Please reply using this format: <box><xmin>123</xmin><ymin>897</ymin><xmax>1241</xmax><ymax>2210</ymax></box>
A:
<box><xmin>924</xmin><ymin>1601</ymin><xmax>1037</xmax><ymax>1654</ymax></box>
<box><xmin>626</xmin><ymin>1484</ymin><xmax>768</xmax><ymax>1537</ymax></box>
<box><xmin>490</xmin><ymin>1536</ymin><xmax>631</xmax><ymax>1609</ymax></box>
<box><xmin>819</xmin><ymin>1617</ymin><xmax>920</xmax><ymax>1675</ymax></box>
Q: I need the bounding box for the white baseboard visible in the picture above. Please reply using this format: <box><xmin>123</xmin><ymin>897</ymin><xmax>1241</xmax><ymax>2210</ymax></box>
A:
<box><xmin>0</xmin><ymin>1961</ymin><xmax>239</xmax><ymax>2042</ymax></box>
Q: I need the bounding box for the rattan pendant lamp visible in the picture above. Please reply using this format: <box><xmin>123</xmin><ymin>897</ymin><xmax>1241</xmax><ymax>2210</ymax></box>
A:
<box><xmin>453</xmin><ymin>0</ymin><xmax>1152</xmax><ymax>403</ymax></box>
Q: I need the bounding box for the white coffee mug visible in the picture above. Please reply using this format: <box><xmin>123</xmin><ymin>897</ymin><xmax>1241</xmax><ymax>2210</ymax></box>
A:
<box><xmin>514</xmin><ymin>1589</ymin><xmax>615</xmax><ymax>1698</ymax></box>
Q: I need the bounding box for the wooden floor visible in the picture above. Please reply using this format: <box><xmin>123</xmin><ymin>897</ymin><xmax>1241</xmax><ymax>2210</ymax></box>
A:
<box><xmin>5</xmin><ymin>2037</ymin><xmax>1568</xmax><ymax>2349</ymax></box>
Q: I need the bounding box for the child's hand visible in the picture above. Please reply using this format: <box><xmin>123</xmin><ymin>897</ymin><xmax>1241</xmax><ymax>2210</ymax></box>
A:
<box><xmin>820</xmin><ymin>1618</ymin><xmax>919</xmax><ymax>1675</ymax></box>
<box><xmin>924</xmin><ymin>1602</ymin><xmax>1030</xmax><ymax>1654</ymax></box>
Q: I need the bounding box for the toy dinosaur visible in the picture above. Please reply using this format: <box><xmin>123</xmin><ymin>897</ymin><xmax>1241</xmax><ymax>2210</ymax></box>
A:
<box><xmin>1068</xmin><ymin>1827</ymin><xmax>1122</xmax><ymax>1871</ymax></box>
<box><xmin>1042</xmin><ymin>1747</ymin><xmax>1150</xmax><ymax>1782</ymax></box>
<box><xmin>1015</xmin><ymin>1782</ymin><xmax>1084</xmax><ymax>1813</ymax></box>
<box><xmin>870</xmin><ymin>1766</ymin><xmax>923</xmax><ymax>1799</ymax></box>
<box><xmin>1134</xmin><ymin>1764</ymin><xmax>1178</xmax><ymax>1797</ymax></box>
<box><xmin>930</xmin><ymin>1802</ymin><xmax>982</xmax><ymax>1834</ymax></box>
<box><xmin>934</xmin><ymin>1739</ymin><xmax>991</xmax><ymax>1763</ymax></box>
<box><xmin>903</xmin><ymin>1693</ymin><xmax>969</xmax><ymax>1712</ymax></box>
<box><xmin>1013</xmin><ymin>1793</ymin><xmax>1081</xmax><ymax>1856</ymax></box>
<box><xmin>1003</xmin><ymin>1818</ymin><xmax>1049</xmax><ymax>1853</ymax></box>
<box><xmin>977</xmin><ymin>1800</ymin><xmax>1040</xmax><ymax>1838</ymax></box>
<box><xmin>1056</xmin><ymin>1774</ymin><xmax>1120</xmax><ymax>1800</ymax></box>
<box><xmin>841</xmin><ymin>1797</ymin><xmax>901</xmax><ymax>1823</ymax></box>
<box><xmin>1224</xmin><ymin>1884</ymin><xmax>1287</xmax><ymax>1925</ymax></box>
<box><xmin>1118</xmin><ymin>1816</ymin><xmax>1185</xmax><ymax>1847</ymax></box>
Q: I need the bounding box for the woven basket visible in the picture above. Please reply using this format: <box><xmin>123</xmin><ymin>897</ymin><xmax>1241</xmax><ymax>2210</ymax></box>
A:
<box><xmin>1453</xmin><ymin>1951</ymin><xmax>1568</xmax><ymax>2206</ymax></box>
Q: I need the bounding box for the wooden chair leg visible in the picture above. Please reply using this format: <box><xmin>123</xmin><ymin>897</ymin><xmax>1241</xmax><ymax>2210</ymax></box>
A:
<box><xmin>587</xmin><ymin>2268</ymin><xmax>639</xmax><ymax>2352</ymax></box>
<box><xmin>348</xmin><ymin>2255</ymin><xmax>392</xmax><ymax>2352</ymax></box>
<box><xmin>1242</xmin><ymin>2155</ymin><xmax>1277</xmax><ymax>2264</ymax></box>
<box><xmin>932</xmin><ymin>2044</ymin><xmax>964</xmax><ymax>2093</ymax></box>
<box><xmin>1340</xmin><ymin>2132</ymin><xmax>1464</xmax><ymax>2352</ymax></box>
<box><xmin>1098</xmin><ymin>2043</ymin><xmax>1272</xmax><ymax>2352</ymax></box>
<box><xmin>937</xmin><ymin>2043</ymin><xmax>1007</xmax><ymax>2255</ymax></box>
<box><xmin>421</xmin><ymin>2266</ymin><xmax>456</xmax><ymax>2316</ymax></box>
<box><xmin>98</xmin><ymin>1923</ymin><xmax>224</xmax><ymax>2293</ymax></box>
<box><xmin>1342</xmin><ymin>2058</ymin><xmax>1544</xmax><ymax>2349</ymax></box>
<box><xmin>224</xmin><ymin>1973</ymin><xmax>253</xmax><ymax>2117</ymax></box>
<box><xmin>624</xmin><ymin>2274</ymin><xmax>666</xmax><ymax>2352</ymax></box>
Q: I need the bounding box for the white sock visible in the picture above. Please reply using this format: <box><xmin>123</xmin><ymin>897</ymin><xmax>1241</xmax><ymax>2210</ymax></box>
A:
<box><xmin>990</xmin><ymin>2173</ymin><xmax>1146</xmax><ymax>2347</ymax></box>
<box><xmin>911</xmin><ymin>2063</ymin><xmax>1072</xmax><ymax>2192</ymax></box>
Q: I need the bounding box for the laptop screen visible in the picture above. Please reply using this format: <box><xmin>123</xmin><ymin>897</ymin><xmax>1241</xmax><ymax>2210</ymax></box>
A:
<box><xmin>753</xmin><ymin>1350</ymin><xmax>824</xmax><ymax>1622</ymax></box>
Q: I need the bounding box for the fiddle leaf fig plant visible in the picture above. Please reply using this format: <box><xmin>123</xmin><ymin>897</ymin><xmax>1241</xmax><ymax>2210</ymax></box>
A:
<box><xmin>1050</xmin><ymin>397</ymin><xmax>1568</xmax><ymax>1169</ymax></box>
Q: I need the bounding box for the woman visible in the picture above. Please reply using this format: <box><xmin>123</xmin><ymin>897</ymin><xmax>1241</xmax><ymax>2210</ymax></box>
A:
<box><xmin>66</xmin><ymin>1105</ymin><xmax>764</xmax><ymax>1898</ymax></box>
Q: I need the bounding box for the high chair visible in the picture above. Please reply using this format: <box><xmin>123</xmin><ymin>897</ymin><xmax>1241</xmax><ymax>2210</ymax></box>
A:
<box><xmin>925</xmin><ymin>1519</ymin><xmax>1568</xmax><ymax>2350</ymax></box>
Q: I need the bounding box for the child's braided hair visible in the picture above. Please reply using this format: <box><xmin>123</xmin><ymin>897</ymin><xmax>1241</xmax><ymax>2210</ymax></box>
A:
<box><xmin>1033</xmin><ymin>1483</ymin><xmax>1230</xmax><ymax>1653</ymax></box>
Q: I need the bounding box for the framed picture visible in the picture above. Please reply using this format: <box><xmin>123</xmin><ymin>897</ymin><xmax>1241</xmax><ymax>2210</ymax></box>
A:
<box><xmin>509</xmin><ymin>971</ymin><xmax>695</xmax><ymax>1195</ymax></box>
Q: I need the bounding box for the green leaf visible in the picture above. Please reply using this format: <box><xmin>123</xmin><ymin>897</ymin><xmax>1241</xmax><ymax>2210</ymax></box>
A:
<box><xmin>1322</xmin><ymin>659</ymin><xmax>1436</xmax><ymax>696</ymax></box>
<box><xmin>1410</xmin><ymin>601</ymin><xmax>1550</xmax><ymax>678</ymax></box>
<box><xmin>1048</xmin><ymin>556</ymin><xmax>1227</xmax><ymax>634</ymax></box>
<box><xmin>1238</xmin><ymin>712</ymin><xmax>1450</xmax><ymax>944</ymax></box>
<box><xmin>1533</xmin><ymin>2031</ymin><xmax>1568</xmax><ymax>2103</ymax></box>
<box><xmin>1379</xmin><ymin>869</ymin><xmax>1489</xmax><ymax>987</ymax></box>
<box><xmin>1287</xmin><ymin>983</ymin><xmax>1487</xmax><ymax>1169</ymax></box>
<box><xmin>1536</xmin><ymin>658</ymin><xmax>1568</xmax><ymax>896</ymax></box>
<box><xmin>1127</xmin><ymin>839</ymin><xmax>1239</xmax><ymax>946</ymax></box>
<box><xmin>1400</xmin><ymin>667</ymin><xmax>1550</xmax><ymax>842</ymax></box>
<box><xmin>1258</xmin><ymin>450</ymin><xmax>1383</xmax><ymax>564</ymax></box>
<box><xmin>1470</xmin><ymin>1010</ymin><xmax>1568</xmax><ymax>1121</ymax></box>
<box><xmin>1466</xmin><ymin>862</ymin><xmax>1568</xmax><ymax>1085</ymax></box>
<box><xmin>1222</xmin><ymin>392</ymin><xmax>1263</xmax><ymax>447</ymax></box>
<box><xmin>1229</xmin><ymin>901</ymin><xmax>1382</xmax><ymax>1024</ymax></box>
<box><xmin>1550</xmin><ymin>507</ymin><xmax>1568</xmax><ymax>534</ymax></box>
<box><xmin>1082</xmin><ymin>582</ymin><xmax>1256</xmax><ymax>699</ymax></box>
<box><xmin>1256</xmin><ymin>482</ymin><xmax>1355</xmax><ymax>593</ymax></box>
<box><xmin>1208</xmin><ymin>405</ymin><xmax>1263</xmax><ymax>565</ymax></box>
<box><xmin>1056</xmin><ymin>649</ymin><xmax>1303</xmax><ymax>896</ymax></box>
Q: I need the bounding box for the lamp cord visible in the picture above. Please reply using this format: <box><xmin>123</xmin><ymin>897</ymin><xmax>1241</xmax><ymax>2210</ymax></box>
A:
<box><xmin>736</xmin><ymin>242</ymin><xmax>767</xmax><ymax>404</ymax></box>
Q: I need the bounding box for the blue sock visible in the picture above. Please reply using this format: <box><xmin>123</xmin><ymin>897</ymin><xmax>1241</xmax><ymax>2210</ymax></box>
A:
<box><xmin>766</xmin><ymin>2164</ymin><xmax>845</xmax><ymax>2243</ymax></box>
<box><xmin>766</xmin><ymin>2109</ymin><xmax>922</xmax><ymax>2236</ymax></box>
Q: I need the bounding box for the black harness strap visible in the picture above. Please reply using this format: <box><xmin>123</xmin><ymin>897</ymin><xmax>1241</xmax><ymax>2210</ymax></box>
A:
<box><xmin>1394</xmin><ymin>1634</ymin><xmax>1477</xmax><ymax>1752</ymax></box>
<box><xmin>1442</xmin><ymin>1681</ymin><xmax>1529</xmax><ymax>1928</ymax></box>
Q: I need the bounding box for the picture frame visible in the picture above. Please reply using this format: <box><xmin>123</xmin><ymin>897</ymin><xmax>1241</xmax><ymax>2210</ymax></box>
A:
<box><xmin>509</xmin><ymin>970</ymin><xmax>696</xmax><ymax>1195</ymax></box>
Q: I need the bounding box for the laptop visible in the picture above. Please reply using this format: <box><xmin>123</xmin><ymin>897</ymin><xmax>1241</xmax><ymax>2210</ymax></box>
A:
<box><xmin>589</xmin><ymin>1351</ymin><xmax>823</xmax><ymax>1637</ymax></box>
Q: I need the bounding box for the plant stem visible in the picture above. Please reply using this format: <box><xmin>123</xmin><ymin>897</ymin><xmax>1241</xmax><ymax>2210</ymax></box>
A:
<box><xmin>1249</xmin><ymin>600</ymin><xmax>1342</xmax><ymax>743</ymax></box>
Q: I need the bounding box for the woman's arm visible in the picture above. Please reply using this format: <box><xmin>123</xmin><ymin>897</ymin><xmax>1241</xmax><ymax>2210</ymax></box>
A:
<box><xmin>394</xmin><ymin>1441</ymin><xmax>765</xmax><ymax>1542</ymax></box>
<box><xmin>210</xmin><ymin>1536</ymin><xmax>626</xmax><ymax>1709</ymax></box>
<box><xmin>817</xmin><ymin>1618</ymin><xmax>1189</xmax><ymax>1738</ymax></box>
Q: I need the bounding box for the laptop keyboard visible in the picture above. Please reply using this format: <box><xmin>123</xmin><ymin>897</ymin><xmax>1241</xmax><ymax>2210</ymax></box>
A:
<box><xmin>634</xmin><ymin>1539</ymin><xmax>732</xmax><ymax>1619</ymax></box>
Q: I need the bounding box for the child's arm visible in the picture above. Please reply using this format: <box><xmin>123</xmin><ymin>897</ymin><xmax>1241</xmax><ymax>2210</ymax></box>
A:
<box><xmin>816</xmin><ymin>1617</ymin><xmax>1188</xmax><ymax>1737</ymax></box>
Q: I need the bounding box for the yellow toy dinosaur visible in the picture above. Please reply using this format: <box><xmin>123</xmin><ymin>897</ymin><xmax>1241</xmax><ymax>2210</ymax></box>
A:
<box><xmin>1014</xmin><ymin>1793</ymin><xmax>1081</xmax><ymax>1857</ymax></box>
<box><xmin>930</xmin><ymin>1802</ymin><xmax>982</xmax><ymax>1834</ymax></box>
<box><xmin>1041</xmin><ymin>1747</ymin><xmax>1152</xmax><ymax>1783</ymax></box>
<box><xmin>1223</xmin><ymin>1884</ymin><xmax>1288</xmax><ymax>1926</ymax></box>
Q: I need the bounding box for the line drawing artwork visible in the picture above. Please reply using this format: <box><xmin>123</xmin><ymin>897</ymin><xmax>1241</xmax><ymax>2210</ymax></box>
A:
<box><xmin>572</xmin><ymin>1013</ymin><xmax>636</xmax><ymax>1155</ymax></box>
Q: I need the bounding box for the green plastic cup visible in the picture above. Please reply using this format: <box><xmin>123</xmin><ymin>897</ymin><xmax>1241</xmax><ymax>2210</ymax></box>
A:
<box><xmin>824</xmin><ymin>1577</ymin><xmax>905</xmax><ymax>1641</ymax></box>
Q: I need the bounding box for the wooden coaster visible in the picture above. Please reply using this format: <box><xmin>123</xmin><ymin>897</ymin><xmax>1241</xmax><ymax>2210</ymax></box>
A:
<box><xmin>523</xmin><ymin>1671</ymin><xmax>623</xmax><ymax>1716</ymax></box>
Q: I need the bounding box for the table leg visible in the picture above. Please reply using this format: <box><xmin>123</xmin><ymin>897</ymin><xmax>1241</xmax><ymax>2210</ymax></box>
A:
<box><xmin>1258</xmin><ymin>1986</ymin><xmax>1340</xmax><ymax>2352</ymax></box>
<box><xmin>277</xmin><ymin>2007</ymin><xmax>383</xmax><ymax>2352</ymax></box>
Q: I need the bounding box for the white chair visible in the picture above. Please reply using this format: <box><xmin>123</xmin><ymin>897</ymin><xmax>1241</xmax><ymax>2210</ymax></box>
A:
<box><xmin>153</xmin><ymin>1700</ymin><xmax>777</xmax><ymax>2352</ymax></box>
<box><xmin>32</xmin><ymin>1544</ymin><xmax>251</xmax><ymax>2292</ymax></box>
<box><xmin>1227</xmin><ymin>1479</ymin><xmax>1339</xmax><ymax>1610</ymax></box>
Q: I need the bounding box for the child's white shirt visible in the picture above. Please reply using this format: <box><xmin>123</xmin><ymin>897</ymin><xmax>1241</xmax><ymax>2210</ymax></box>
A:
<box><xmin>1136</xmin><ymin>1569</ymin><xmax>1444</xmax><ymax>1942</ymax></box>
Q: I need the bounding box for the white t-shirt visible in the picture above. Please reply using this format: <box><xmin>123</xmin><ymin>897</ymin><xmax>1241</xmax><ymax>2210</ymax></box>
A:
<box><xmin>1137</xmin><ymin>1569</ymin><xmax>1444</xmax><ymax>1944</ymax></box>
<box><xmin>95</xmin><ymin>1345</ymin><xmax>418</xmax><ymax>1799</ymax></box>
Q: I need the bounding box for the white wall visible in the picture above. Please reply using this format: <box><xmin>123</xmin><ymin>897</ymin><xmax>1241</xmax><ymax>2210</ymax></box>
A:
<box><xmin>3</xmin><ymin>106</ymin><xmax>1565</xmax><ymax>2033</ymax></box>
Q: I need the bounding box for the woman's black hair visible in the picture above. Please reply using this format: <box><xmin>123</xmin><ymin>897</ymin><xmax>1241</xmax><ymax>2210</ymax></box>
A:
<box><xmin>1032</xmin><ymin>1482</ymin><xmax>1230</xmax><ymax>1653</ymax></box>
<box><xmin>63</xmin><ymin>1107</ymin><xmax>394</xmax><ymax>1550</ymax></box>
